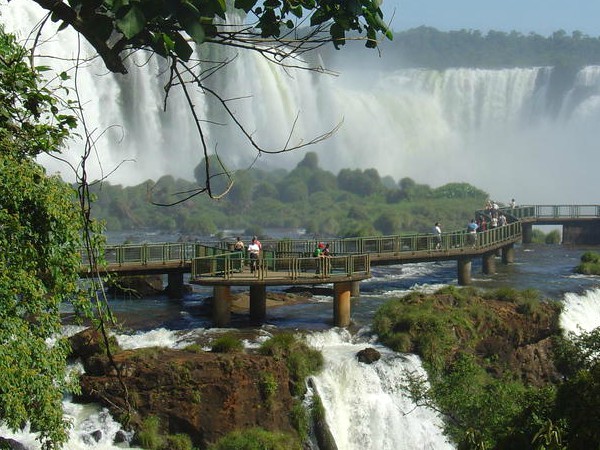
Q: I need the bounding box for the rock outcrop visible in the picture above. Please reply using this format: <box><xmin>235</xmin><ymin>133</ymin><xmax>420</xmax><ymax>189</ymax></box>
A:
<box><xmin>72</xmin><ymin>330</ymin><xmax>299</xmax><ymax>448</ymax></box>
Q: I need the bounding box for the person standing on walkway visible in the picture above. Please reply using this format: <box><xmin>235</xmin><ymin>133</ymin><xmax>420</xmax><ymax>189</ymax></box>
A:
<box><xmin>248</xmin><ymin>237</ymin><xmax>260</xmax><ymax>273</ymax></box>
<box><xmin>467</xmin><ymin>219</ymin><xmax>478</xmax><ymax>245</ymax></box>
<box><xmin>433</xmin><ymin>222</ymin><xmax>442</xmax><ymax>250</ymax></box>
<box><xmin>233</xmin><ymin>236</ymin><xmax>245</xmax><ymax>272</ymax></box>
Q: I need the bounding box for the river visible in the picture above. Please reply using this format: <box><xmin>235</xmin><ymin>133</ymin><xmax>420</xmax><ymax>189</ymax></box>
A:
<box><xmin>3</xmin><ymin>241</ymin><xmax>600</xmax><ymax>449</ymax></box>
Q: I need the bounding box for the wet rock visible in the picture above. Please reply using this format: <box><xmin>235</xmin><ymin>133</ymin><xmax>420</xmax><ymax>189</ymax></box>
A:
<box><xmin>356</xmin><ymin>347</ymin><xmax>381</xmax><ymax>364</ymax></box>
<box><xmin>0</xmin><ymin>437</ymin><xmax>28</xmax><ymax>450</ymax></box>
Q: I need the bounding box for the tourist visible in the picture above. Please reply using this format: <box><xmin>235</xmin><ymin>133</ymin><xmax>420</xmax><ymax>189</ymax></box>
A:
<box><xmin>248</xmin><ymin>237</ymin><xmax>260</xmax><ymax>273</ymax></box>
<box><xmin>510</xmin><ymin>198</ymin><xmax>516</xmax><ymax>209</ymax></box>
<box><xmin>433</xmin><ymin>222</ymin><xmax>442</xmax><ymax>250</ymax></box>
<box><xmin>233</xmin><ymin>236</ymin><xmax>245</xmax><ymax>272</ymax></box>
<box><xmin>322</xmin><ymin>243</ymin><xmax>331</xmax><ymax>257</ymax></box>
<box><xmin>467</xmin><ymin>219</ymin><xmax>478</xmax><ymax>245</ymax></box>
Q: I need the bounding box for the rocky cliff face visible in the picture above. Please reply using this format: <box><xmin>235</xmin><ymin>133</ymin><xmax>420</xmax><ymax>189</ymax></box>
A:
<box><xmin>72</xmin><ymin>330</ymin><xmax>299</xmax><ymax>448</ymax></box>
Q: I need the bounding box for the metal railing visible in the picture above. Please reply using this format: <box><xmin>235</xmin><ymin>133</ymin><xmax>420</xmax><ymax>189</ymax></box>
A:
<box><xmin>503</xmin><ymin>205</ymin><xmax>600</xmax><ymax>220</ymax></box>
<box><xmin>81</xmin><ymin>242</ymin><xmax>229</xmax><ymax>267</ymax></box>
<box><xmin>190</xmin><ymin>253</ymin><xmax>370</xmax><ymax>281</ymax></box>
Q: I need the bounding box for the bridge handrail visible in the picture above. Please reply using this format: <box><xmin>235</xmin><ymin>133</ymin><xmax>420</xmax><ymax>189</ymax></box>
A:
<box><xmin>190</xmin><ymin>253</ymin><xmax>371</xmax><ymax>281</ymax></box>
<box><xmin>500</xmin><ymin>204</ymin><xmax>600</xmax><ymax>220</ymax></box>
<box><xmin>82</xmin><ymin>242</ymin><xmax>228</xmax><ymax>267</ymax></box>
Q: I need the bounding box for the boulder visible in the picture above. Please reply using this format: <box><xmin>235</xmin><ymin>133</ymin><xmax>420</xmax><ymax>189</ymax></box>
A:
<box><xmin>356</xmin><ymin>347</ymin><xmax>381</xmax><ymax>364</ymax></box>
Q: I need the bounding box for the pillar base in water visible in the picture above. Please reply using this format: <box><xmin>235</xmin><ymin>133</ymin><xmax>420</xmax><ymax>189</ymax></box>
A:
<box><xmin>334</xmin><ymin>282</ymin><xmax>352</xmax><ymax>327</ymax></box>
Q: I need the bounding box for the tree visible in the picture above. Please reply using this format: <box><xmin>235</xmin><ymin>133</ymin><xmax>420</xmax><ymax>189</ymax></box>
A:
<box><xmin>0</xmin><ymin>28</ymin><xmax>83</xmax><ymax>448</ymax></box>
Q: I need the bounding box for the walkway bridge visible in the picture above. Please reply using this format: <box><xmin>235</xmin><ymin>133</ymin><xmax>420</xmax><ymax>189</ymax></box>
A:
<box><xmin>81</xmin><ymin>205</ymin><xmax>600</xmax><ymax>327</ymax></box>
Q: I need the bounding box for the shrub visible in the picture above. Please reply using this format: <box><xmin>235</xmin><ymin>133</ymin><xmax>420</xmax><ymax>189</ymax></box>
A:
<box><xmin>545</xmin><ymin>229</ymin><xmax>561</xmax><ymax>244</ymax></box>
<box><xmin>211</xmin><ymin>334</ymin><xmax>244</xmax><ymax>353</ymax></box>
<box><xmin>165</xmin><ymin>433</ymin><xmax>194</xmax><ymax>450</ymax></box>
<box><xmin>136</xmin><ymin>415</ymin><xmax>164</xmax><ymax>450</ymax></box>
<box><xmin>259</xmin><ymin>332</ymin><xmax>324</xmax><ymax>396</ymax></box>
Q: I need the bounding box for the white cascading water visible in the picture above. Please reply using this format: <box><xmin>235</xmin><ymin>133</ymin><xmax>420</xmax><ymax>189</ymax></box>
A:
<box><xmin>306</xmin><ymin>329</ymin><xmax>454</xmax><ymax>450</ymax></box>
<box><xmin>560</xmin><ymin>287</ymin><xmax>600</xmax><ymax>334</ymax></box>
<box><xmin>5</xmin><ymin>0</ymin><xmax>600</xmax><ymax>202</ymax></box>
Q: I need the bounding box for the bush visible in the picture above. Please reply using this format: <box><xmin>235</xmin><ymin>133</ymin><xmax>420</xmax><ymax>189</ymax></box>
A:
<box><xmin>545</xmin><ymin>230</ymin><xmax>561</xmax><ymax>244</ymax></box>
<box><xmin>211</xmin><ymin>334</ymin><xmax>244</xmax><ymax>353</ymax></box>
<box><xmin>165</xmin><ymin>433</ymin><xmax>194</xmax><ymax>450</ymax></box>
<box><xmin>259</xmin><ymin>332</ymin><xmax>324</xmax><ymax>396</ymax></box>
<box><xmin>136</xmin><ymin>416</ymin><xmax>164</xmax><ymax>450</ymax></box>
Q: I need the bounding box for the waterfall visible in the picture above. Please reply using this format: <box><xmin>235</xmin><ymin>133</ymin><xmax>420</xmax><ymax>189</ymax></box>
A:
<box><xmin>4</xmin><ymin>0</ymin><xmax>600</xmax><ymax>202</ymax></box>
<box><xmin>560</xmin><ymin>287</ymin><xmax>600</xmax><ymax>334</ymax></box>
<box><xmin>306</xmin><ymin>329</ymin><xmax>454</xmax><ymax>450</ymax></box>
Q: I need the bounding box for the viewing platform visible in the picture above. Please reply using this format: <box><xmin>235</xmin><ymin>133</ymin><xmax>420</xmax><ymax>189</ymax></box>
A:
<box><xmin>80</xmin><ymin>204</ymin><xmax>600</xmax><ymax>327</ymax></box>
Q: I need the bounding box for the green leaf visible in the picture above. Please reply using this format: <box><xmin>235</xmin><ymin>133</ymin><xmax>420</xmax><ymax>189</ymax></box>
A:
<box><xmin>234</xmin><ymin>0</ymin><xmax>256</xmax><ymax>13</ymax></box>
<box><xmin>330</xmin><ymin>22</ymin><xmax>345</xmax><ymax>49</ymax></box>
<box><xmin>116</xmin><ymin>5</ymin><xmax>146</xmax><ymax>39</ymax></box>
<box><xmin>173</xmin><ymin>33</ymin><xmax>194</xmax><ymax>61</ymax></box>
<box><xmin>181</xmin><ymin>17</ymin><xmax>206</xmax><ymax>44</ymax></box>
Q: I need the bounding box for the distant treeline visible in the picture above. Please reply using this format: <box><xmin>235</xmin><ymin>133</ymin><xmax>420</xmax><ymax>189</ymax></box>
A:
<box><xmin>392</xmin><ymin>27</ymin><xmax>600</xmax><ymax>69</ymax></box>
<box><xmin>331</xmin><ymin>26</ymin><xmax>600</xmax><ymax>70</ymax></box>
<box><xmin>88</xmin><ymin>152</ymin><xmax>489</xmax><ymax>239</ymax></box>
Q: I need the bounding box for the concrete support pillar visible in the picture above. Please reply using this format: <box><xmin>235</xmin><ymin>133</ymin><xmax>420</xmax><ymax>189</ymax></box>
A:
<box><xmin>350</xmin><ymin>281</ymin><xmax>360</xmax><ymax>297</ymax></box>
<box><xmin>522</xmin><ymin>223</ymin><xmax>533</xmax><ymax>244</ymax></box>
<box><xmin>334</xmin><ymin>281</ymin><xmax>352</xmax><ymax>327</ymax></box>
<box><xmin>457</xmin><ymin>258</ymin><xmax>472</xmax><ymax>286</ymax></box>
<box><xmin>213</xmin><ymin>286</ymin><xmax>231</xmax><ymax>327</ymax></box>
<box><xmin>502</xmin><ymin>244</ymin><xmax>515</xmax><ymax>264</ymax></box>
<box><xmin>166</xmin><ymin>272</ymin><xmax>184</xmax><ymax>299</ymax></box>
<box><xmin>249</xmin><ymin>285</ymin><xmax>267</xmax><ymax>324</ymax></box>
<box><xmin>482</xmin><ymin>252</ymin><xmax>496</xmax><ymax>275</ymax></box>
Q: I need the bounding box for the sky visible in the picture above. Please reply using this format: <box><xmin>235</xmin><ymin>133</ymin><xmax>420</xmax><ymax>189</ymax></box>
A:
<box><xmin>380</xmin><ymin>0</ymin><xmax>600</xmax><ymax>37</ymax></box>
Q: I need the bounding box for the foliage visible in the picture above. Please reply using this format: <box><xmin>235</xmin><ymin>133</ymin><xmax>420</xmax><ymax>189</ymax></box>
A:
<box><xmin>374</xmin><ymin>287</ymin><xmax>600</xmax><ymax>450</ymax></box>
<box><xmin>210</xmin><ymin>333</ymin><xmax>245</xmax><ymax>353</ymax></box>
<box><xmin>388</xmin><ymin>26</ymin><xmax>600</xmax><ymax>70</ymax></box>
<box><xmin>545</xmin><ymin>230</ymin><xmax>561</xmax><ymax>244</ymax></box>
<box><xmin>91</xmin><ymin>152</ymin><xmax>488</xmax><ymax>237</ymax></box>
<box><xmin>30</xmin><ymin>0</ymin><xmax>392</xmax><ymax>75</ymax></box>
<box><xmin>575</xmin><ymin>251</ymin><xmax>600</xmax><ymax>275</ymax></box>
<box><xmin>208</xmin><ymin>427</ymin><xmax>301</xmax><ymax>450</ymax></box>
<box><xmin>136</xmin><ymin>415</ymin><xmax>164</xmax><ymax>450</ymax></box>
<box><xmin>258</xmin><ymin>332</ymin><xmax>323</xmax><ymax>396</ymax></box>
<box><xmin>165</xmin><ymin>433</ymin><xmax>194</xmax><ymax>450</ymax></box>
<box><xmin>0</xmin><ymin>26</ymin><xmax>83</xmax><ymax>449</ymax></box>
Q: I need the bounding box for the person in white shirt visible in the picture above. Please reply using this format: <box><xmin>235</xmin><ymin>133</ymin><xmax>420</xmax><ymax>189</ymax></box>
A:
<box><xmin>247</xmin><ymin>237</ymin><xmax>260</xmax><ymax>273</ymax></box>
<box><xmin>433</xmin><ymin>222</ymin><xmax>442</xmax><ymax>250</ymax></box>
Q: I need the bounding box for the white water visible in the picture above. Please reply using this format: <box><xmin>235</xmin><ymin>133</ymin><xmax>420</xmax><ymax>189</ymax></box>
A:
<box><xmin>306</xmin><ymin>329</ymin><xmax>454</xmax><ymax>450</ymax></box>
<box><xmin>4</xmin><ymin>1</ymin><xmax>600</xmax><ymax>203</ymax></box>
<box><xmin>560</xmin><ymin>287</ymin><xmax>600</xmax><ymax>334</ymax></box>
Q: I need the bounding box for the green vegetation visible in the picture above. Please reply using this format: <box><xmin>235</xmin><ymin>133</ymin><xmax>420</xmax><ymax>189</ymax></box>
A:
<box><xmin>209</xmin><ymin>427</ymin><xmax>301</xmax><ymax>450</ymax></box>
<box><xmin>258</xmin><ymin>332</ymin><xmax>324</xmax><ymax>396</ymax></box>
<box><xmin>386</xmin><ymin>27</ymin><xmax>600</xmax><ymax>70</ymax></box>
<box><xmin>135</xmin><ymin>415</ymin><xmax>194</xmax><ymax>450</ymax></box>
<box><xmin>575</xmin><ymin>251</ymin><xmax>600</xmax><ymax>275</ymax></box>
<box><xmin>89</xmin><ymin>153</ymin><xmax>488</xmax><ymax>237</ymax></box>
<box><xmin>532</xmin><ymin>229</ymin><xmax>562</xmax><ymax>244</ymax></box>
<box><xmin>373</xmin><ymin>287</ymin><xmax>567</xmax><ymax>448</ymax></box>
<box><xmin>0</xmin><ymin>26</ymin><xmax>83</xmax><ymax>448</ymax></box>
<box><xmin>210</xmin><ymin>334</ymin><xmax>245</xmax><ymax>353</ymax></box>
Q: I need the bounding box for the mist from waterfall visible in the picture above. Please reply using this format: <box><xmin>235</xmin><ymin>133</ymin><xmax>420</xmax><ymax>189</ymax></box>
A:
<box><xmin>5</xmin><ymin>0</ymin><xmax>600</xmax><ymax>203</ymax></box>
